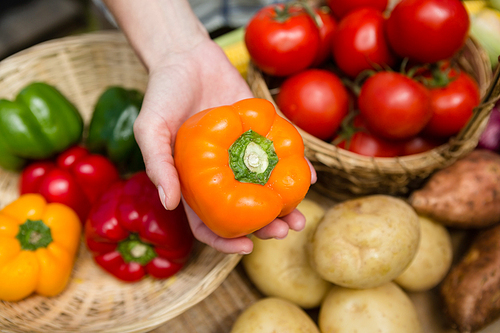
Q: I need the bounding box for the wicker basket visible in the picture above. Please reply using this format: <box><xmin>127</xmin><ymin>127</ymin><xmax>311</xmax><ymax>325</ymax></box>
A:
<box><xmin>248</xmin><ymin>37</ymin><xmax>500</xmax><ymax>200</ymax></box>
<box><xmin>0</xmin><ymin>31</ymin><xmax>241</xmax><ymax>333</ymax></box>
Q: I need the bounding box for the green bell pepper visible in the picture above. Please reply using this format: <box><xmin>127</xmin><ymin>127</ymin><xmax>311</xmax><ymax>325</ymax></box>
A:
<box><xmin>0</xmin><ymin>82</ymin><xmax>84</xmax><ymax>170</ymax></box>
<box><xmin>86</xmin><ymin>86</ymin><xmax>145</xmax><ymax>173</ymax></box>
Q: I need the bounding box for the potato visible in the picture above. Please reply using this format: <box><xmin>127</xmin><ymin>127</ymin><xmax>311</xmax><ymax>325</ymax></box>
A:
<box><xmin>230</xmin><ymin>297</ymin><xmax>320</xmax><ymax>333</ymax></box>
<box><xmin>440</xmin><ymin>223</ymin><xmax>500</xmax><ymax>333</ymax></box>
<box><xmin>242</xmin><ymin>199</ymin><xmax>331</xmax><ymax>308</ymax></box>
<box><xmin>394</xmin><ymin>215</ymin><xmax>453</xmax><ymax>292</ymax></box>
<box><xmin>409</xmin><ymin>149</ymin><xmax>500</xmax><ymax>228</ymax></box>
<box><xmin>318</xmin><ymin>282</ymin><xmax>422</xmax><ymax>333</ymax></box>
<box><xmin>308</xmin><ymin>195</ymin><xmax>420</xmax><ymax>289</ymax></box>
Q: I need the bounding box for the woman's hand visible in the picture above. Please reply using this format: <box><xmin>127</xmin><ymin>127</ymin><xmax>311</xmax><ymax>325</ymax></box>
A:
<box><xmin>103</xmin><ymin>0</ymin><xmax>317</xmax><ymax>254</ymax></box>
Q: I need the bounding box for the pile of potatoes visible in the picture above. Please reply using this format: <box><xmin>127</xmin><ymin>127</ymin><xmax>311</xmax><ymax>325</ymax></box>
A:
<box><xmin>231</xmin><ymin>149</ymin><xmax>500</xmax><ymax>333</ymax></box>
<box><xmin>232</xmin><ymin>196</ymin><xmax>452</xmax><ymax>333</ymax></box>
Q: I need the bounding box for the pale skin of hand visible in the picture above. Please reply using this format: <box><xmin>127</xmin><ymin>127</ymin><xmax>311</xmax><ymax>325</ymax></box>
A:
<box><xmin>103</xmin><ymin>0</ymin><xmax>317</xmax><ymax>254</ymax></box>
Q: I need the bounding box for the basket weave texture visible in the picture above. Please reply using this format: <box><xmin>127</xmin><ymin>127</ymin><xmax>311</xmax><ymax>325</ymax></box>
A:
<box><xmin>248</xmin><ymin>37</ymin><xmax>500</xmax><ymax>200</ymax></box>
<box><xmin>0</xmin><ymin>31</ymin><xmax>241</xmax><ymax>333</ymax></box>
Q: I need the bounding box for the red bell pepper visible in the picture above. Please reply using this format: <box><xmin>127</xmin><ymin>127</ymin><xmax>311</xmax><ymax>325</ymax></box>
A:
<box><xmin>19</xmin><ymin>145</ymin><xmax>120</xmax><ymax>224</ymax></box>
<box><xmin>84</xmin><ymin>171</ymin><xmax>194</xmax><ymax>282</ymax></box>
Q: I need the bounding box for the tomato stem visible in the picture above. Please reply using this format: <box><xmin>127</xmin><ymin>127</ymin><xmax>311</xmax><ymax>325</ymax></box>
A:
<box><xmin>273</xmin><ymin>3</ymin><xmax>292</xmax><ymax>23</ymax></box>
<box><xmin>427</xmin><ymin>62</ymin><xmax>457</xmax><ymax>88</ymax></box>
<box><xmin>272</xmin><ymin>1</ymin><xmax>323</xmax><ymax>28</ymax></box>
<box><xmin>332</xmin><ymin>111</ymin><xmax>365</xmax><ymax>147</ymax></box>
<box><xmin>229</xmin><ymin>130</ymin><xmax>279</xmax><ymax>185</ymax></box>
<box><xmin>292</xmin><ymin>0</ymin><xmax>323</xmax><ymax>28</ymax></box>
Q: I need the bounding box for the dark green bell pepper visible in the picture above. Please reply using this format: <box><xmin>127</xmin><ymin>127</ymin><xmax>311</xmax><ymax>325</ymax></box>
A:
<box><xmin>86</xmin><ymin>86</ymin><xmax>145</xmax><ymax>173</ymax></box>
<box><xmin>0</xmin><ymin>82</ymin><xmax>84</xmax><ymax>170</ymax></box>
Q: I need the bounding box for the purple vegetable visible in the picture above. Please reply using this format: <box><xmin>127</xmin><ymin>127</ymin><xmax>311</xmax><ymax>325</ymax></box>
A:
<box><xmin>478</xmin><ymin>102</ymin><xmax>500</xmax><ymax>152</ymax></box>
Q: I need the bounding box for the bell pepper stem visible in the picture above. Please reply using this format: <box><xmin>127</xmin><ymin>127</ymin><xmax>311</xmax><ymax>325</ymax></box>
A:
<box><xmin>117</xmin><ymin>233</ymin><xmax>157</xmax><ymax>265</ymax></box>
<box><xmin>244</xmin><ymin>142</ymin><xmax>269</xmax><ymax>173</ymax></box>
<box><xmin>229</xmin><ymin>129</ymin><xmax>279</xmax><ymax>185</ymax></box>
<box><xmin>16</xmin><ymin>219</ymin><xmax>53</xmax><ymax>251</ymax></box>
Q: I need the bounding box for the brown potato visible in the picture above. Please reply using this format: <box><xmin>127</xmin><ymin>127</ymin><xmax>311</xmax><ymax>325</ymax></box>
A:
<box><xmin>308</xmin><ymin>195</ymin><xmax>420</xmax><ymax>289</ymax></box>
<box><xmin>318</xmin><ymin>282</ymin><xmax>422</xmax><ymax>333</ymax></box>
<box><xmin>230</xmin><ymin>297</ymin><xmax>320</xmax><ymax>333</ymax></box>
<box><xmin>409</xmin><ymin>149</ymin><xmax>500</xmax><ymax>228</ymax></box>
<box><xmin>440</xmin><ymin>223</ymin><xmax>500</xmax><ymax>332</ymax></box>
<box><xmin>242</xmin><ymin>199</ymin><xmax>331</xmax><ymax>309</ymax></box>
<box><xmin>394</xmin><ymin>215</ymin><xmax>453</xmax><ymax>292</ymax></box>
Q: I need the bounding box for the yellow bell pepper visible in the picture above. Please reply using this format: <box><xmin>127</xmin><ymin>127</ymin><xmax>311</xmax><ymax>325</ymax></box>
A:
<box><xmin>0</xmin><ymin>193</ymin><xmax>81</xmax><ymax>301</ymax></box>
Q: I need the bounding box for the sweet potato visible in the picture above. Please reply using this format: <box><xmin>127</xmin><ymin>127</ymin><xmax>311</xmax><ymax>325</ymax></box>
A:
<box><xmin>440</xmin><ymin>223</ymin><xmax>500</xmax><ymax>332</ymax></box>
<box><xmin>409</xmin><ymin>149</ymin><xmax>500</xmax><ymax>228</ymax></box>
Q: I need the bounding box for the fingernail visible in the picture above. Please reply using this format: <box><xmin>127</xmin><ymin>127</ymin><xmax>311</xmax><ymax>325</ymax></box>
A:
<box><xmin>158</xmin><ymin>185</ymin><xmax>167</xmax><ymax>210</ymax></box>
<box><xmin>238</xmin><ymin>250</ymin><xmax>252</xmax><ymax>255</ymax></box>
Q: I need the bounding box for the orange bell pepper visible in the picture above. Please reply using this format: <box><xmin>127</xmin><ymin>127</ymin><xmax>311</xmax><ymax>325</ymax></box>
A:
<box><xmin>174</xmin><ymin>98</ymin><xmax>311</xmax><ymax>238</ymax></box>
<box><xmin>0</xmin><ymin>193</ymin><xmax>81</xmax><ymax>301</ymax></box>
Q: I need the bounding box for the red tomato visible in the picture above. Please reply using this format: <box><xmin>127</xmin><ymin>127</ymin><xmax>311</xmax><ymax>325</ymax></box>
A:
<box><xmin>326</xmin><ymin>0</ymin><xmax>388</xmax><ymax>19</ymax></box>
<box><xmin>312</xmin><ymin>7</ymin><xmax>337</xmax><ymax>67</ymax></box>
<box><xmin>336</xmin><ymin>131</ymin><xmax>401</xmax><ymax>157</ymax></box>
<box><xmin>358</xmin><ymin>71</ymin><xmax>432</xmax><ymax>140</ymax></box>
<box><xmin>386</xmin><ymin>0</ymin><xmax>470</xmax><ymax>64</ymax></box>
<box><xmin>400</xmin><ymin>136</ymin><xmax>443</xmax><ymax>156</ymax></box>
<box><xmin>276</xmin><ymin>69</ymin><xmax>349</xmax><ymax>141</ymax></box>
<box><xmin>334</xmin><ymin>113</ymin><xmax>401</xmax><ymax>157</ymax></box>
<box><xmin>423</xmin><ymin>70</ymin><xmax>481</xmax><ymax>138</ymax></box>
<box><xmin>244</xmin><ymin>4</ymin><xmax>321</xmax><ymax>77</ymax></box>
<box><xmin>331</xmin><ymin>8</ymin><xmax>398</xmax><ymax>78</ymax></box>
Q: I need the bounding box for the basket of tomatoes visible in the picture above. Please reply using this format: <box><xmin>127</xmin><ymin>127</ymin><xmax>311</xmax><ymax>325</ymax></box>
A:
<box><xmin>0</xmin><ymin>31</ymin><xmax>241</xmax><ymax>333</ymax></box>
<box><xmin>246</xmin><ymin>0</ymin><xmax>500</xmax><ymax>199</ymax></box>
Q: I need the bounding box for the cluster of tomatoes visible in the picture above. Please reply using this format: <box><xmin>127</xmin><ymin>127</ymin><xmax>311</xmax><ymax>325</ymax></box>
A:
<box><xmin>244</xmin><ymin>0</ymin><xmax>481</xmax><ymax>157</ymax></box>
